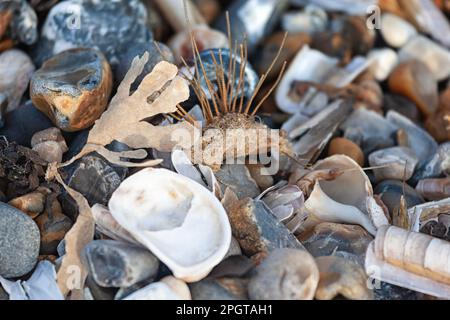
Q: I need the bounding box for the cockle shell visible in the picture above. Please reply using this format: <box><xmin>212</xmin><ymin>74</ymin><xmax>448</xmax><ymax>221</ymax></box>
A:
<box><xmin>304</xmin><ymin>155</ymin><xmax>389</xmax><ymax>236</ymax></box>
<box><xmin>108</xmin><ymin>168</ymin><xmax>231</xmax><ymax>282</ymax></box>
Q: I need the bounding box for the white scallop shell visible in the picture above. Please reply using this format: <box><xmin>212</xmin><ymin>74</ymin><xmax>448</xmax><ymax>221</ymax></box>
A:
<box><xmin>108</xmin><ymin>168</ymin><xmax>231</xmax><ymax>282</ymax></box>
<box><xmin>304</xmin><ymin>155</ymin><xmax>389</xmax><ymax>236</ymax></box>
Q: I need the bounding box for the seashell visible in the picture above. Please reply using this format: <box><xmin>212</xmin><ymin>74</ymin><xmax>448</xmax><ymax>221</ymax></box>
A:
<box><xmin>0</xmin><ymin>49</ymin><xmax>35</xmax><ymax>113</ymax></box>
<box><xmin>387</xmin><ymin>111</ymin><xmax>438</xmax><ymax>168</ymax></box>
<box><xmin>380</xmin><ymin>13</ymin><xmax>417</xmax><ymax>48</ymax></box>
<box><xmin>259</xmin><ymin>183</ymin><xmax>307</xmax><ymax>234</ymax></box>
<box><xmin>399</xmin><ymin>35</ymin><xmax>450</xmax><ymax>81</ymax></box>
<box><xmin>108</xmin><ymin>168</ymin><xmax>231</xmax><ymax>282</ymax></box>
<box><xmin>289</xmin><ymin>100</ymin><xmax>353</xmax><ymax>164</ymax></box>
<box><xmin>281</xmin><ymin>5</ymin><xmax>328</xmax><ymax>34</ymax></box>
<box><xmin>248</xmin><ymin>248</ymin><xmax>319</xmax><ymax>300</ymax></box>
<box><xmin>315</xmin><ymin>256</ymin><xmax>373</xmax><ymax>300</ymax></box>
<box><xmin>420</xmin><ymin>220</ymin><xmax>448</xmax><ymax>239</ymax></box>
<box><xmin>275</xmin><ymin>46</ymin><xmax>368</xmax><ymax>114</ymax></box>
<box><xmin>168</xmin><ymin>25</ymin><xmax>228</xmax><ymax>64</ymax></box>
<box><xmin>91</xmin><ymin>204</ymin><xmax>140</xmax><ymax>246</ymax></box>
<box><xmin>328</xmin><ymin>137</ymin><xmax>364</xmax><ymax>167</ymax></box>
<box><xmin>408</xmin><ymin>198</ymin><xmax>450</xmax><ymax>233</ymax></box>
<box><xmin>388</xmin><ymin>60</ymin><xmax>438</xmax><ymax>117</ymax></box>
<box><xmin>368</xmin><ymin>146</ymin><xmax>419</xmax><ymax>182</ymax></box>
<box><xmin>123</xmin><ymin>276</ymin><xmax>191</xmax><ymax>300</ymax></box>
<box><xmin>304</xmin><ymin>155</ymin><xmax>389</xmax><ymax>236</ymax></box>
<box><xmin>171</xmin><ymin>148</ymin><xmax>219</xmax><ymax>195</ymax></box>
<box><xmin>367</xmin><ymin>48</ymin><xmax>398</xmax><ymax>82</ymax></box>
<box><xmin>85</xmin><ymin>240</ymin><xmax>159</xmax><ymax>288</ymax></box>
<box><xmin>365</xmin><ymin>225</ymin><xmax>450</xmax><ymax>299</ymax></box>
<box><xmin>416</xmin><ymin>178</ymin><xmax>450</xmax><ymax>201</ymax></box>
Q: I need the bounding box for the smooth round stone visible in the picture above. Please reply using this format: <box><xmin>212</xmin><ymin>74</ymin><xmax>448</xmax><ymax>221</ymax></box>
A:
<box><xmin>388</xmin><ymin>60</ymin><xmax>439</xmax><ymax>117</ymax></box>
<box><xmin>383</xmin><ymin>94</ymin><xmax>420</xmax><ymax>123</ymax></box>
<box><xmin>328</xmin><ymin>137</ymin><xmax>364</xmax><ymax>167</ymax></box>
<box><xmin>0</xmin><ymin>49</ymin><xmax>35</xmax><ymax>113</ymax></box>
<box><xmin>368</xmin><ymin>146</ymin><xmax>419</xmax><ymax>182</ymax></box>
<box><xmin>0</xmin><ymin>202</ymin><xmax>40</xmax><ymax>278</ymax></box>
<box><xmin>189</xmin><ymin>279</ymin><xmax>240</xmax><ymax>300</ymax></box>
<box><xmin>31</xmin><ymin>48</ymin><xmax>113</xmax><ymax>132</ymax></box>
<box><xmin>85</xmin><ymin>240</ymin><xmax>159</xmax><ymax>288</ymax></box>
<box><xmin>0</xmin><ymin>0</ymin><xmax>38</xmax><ymax>45</ymax></box>
<box><xmin>380</xmin><ymin>13</ymin><xmax>417</xmax><ymax>48</ymax></box>
<box><xmin>368</xmin><ymin>48</ymin><xmax>398</xmax><ymax>81</ymax></box>
<box><xmin>33</xmin><ymin>0</ymin><xmax>152</xmax><ymax>68</ymax></box>
<box><xmin>0</xmin><ymin>101</ymin><xmax>54</xmax><ymax>147</ymax></box>
<box><xmin>374</xmin><ymin>180</ymin><xmax>424</xmax><ymax>213</ymax></box>
<box><xmin>399</xmin><ymin>36</ymin><xmax>450</xmax><ymax>81</ymax></box>
<box><xmin>248</xmin><ymin>248</ymin><xmax>319</xmax><ymax>300</ymax></box>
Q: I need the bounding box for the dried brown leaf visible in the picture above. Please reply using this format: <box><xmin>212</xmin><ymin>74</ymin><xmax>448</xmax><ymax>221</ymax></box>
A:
<box><xmin>47</xmin><ymin>164</ymin><xmax>95</xmax><ymax>300</ymax></box>
<box><xmin>62</xmin><ymin>52</ymin><xmax>194</xmax><ymax>168</ymax></box>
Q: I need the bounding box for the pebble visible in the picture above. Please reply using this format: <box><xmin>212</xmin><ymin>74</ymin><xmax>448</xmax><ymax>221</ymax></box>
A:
<box><xmin>368</xmin><ymin>146</ymin><xmax>419</xmax><ymax>182</ymax></box>
<box><xmin>327</xmin><ymin>137</ymin><xmax>364</xmax><ymax>167</ymax></box>
<box><xmin>383</xmin><ymin>94</ymin><xmax>420</xmax><ymax>123</ymax></box>
<box><xmin>0</xmin><ymin>49</ymin><xmax>35</xmax><ymax>113</ymax></box>
<box><xmin>248</xmin><ymin>248</ymin><xmax>319</xmax><ymax>300</ymax></box>
<box><xmin>380</xmin><ymin>13</ymin><xmax>417</xmax><ymax>48</ymax></box>
<box><xmin>116</xmin><ymin>42</ymin><xmax>174</xmax><ymax>87</ymax></box>
<box><xmin>35</xmin><ymin>198</ymin><xmax>72</xmax><ymax>255</ymax></box>
<box><xmin>189</xmin><ymin>279</ymin><xmax>241</xmax><ymax>300</ymax></box>
<box><xmin>0</xmin><ymin>101</ymin><xmax>53</xmax><ymax>147</ymax></box>
<box><xmin>0</xmin><ymin>202</ymin><xmax>40</xmax><ymax>278</ymax></box>
<box><xmin>227</xmin><ymin>198</ymin><xmax>305</xmax><ymax>256</ymax></box>
<box><xmin>281</xmin><ymin>5</ymin><xmax>328</xmax><ymax>34</ymax></box>
<box><xmin>31</xmin><ymin>127</ymin><xmax>68</xmax><ymax>163</ymax></box>
<box><xmin>0</xmin><ymin>0</ymin><xmax>38</xmax><ymax>45</ymax></box>
<box><xmin>8</xmin><ymin>188</ymin><xmax>48</xmax><ymax>219</ymax></box>
<box><xmin>33</xmin><ymin>0</ymin><xmax>152</xmax><ymax>69</ymax></box>
<box><xmin>315</xmin><ymin>256</ymin><xmax>373</xmax><ymax>300</ymax></box>
<box><xmin>388</xmin><ymin>60</ymin><xmax>439</xmax><ymax>117</ymax></box>
<box><xmin>374</xmin><ymin>180</ymin><xmax>424</xmax><ymax>214</ymax></box>
<box><xmin>215</xmin><ymin>164</ymin><xmax>261</xmax><ymax>199</ymax></box>
<box><xmin>85</xmin><ymin>240</ymin><xmax>159</xmax><ymax>288</ymax></box>
<box><xmin>367</xmin><ymin>48</ymin><xmax>398</xmax><ymax>82</ymax></box>
<box><xmin>399</xmin><ymin>36</ymin><xmax>450</xmax><ymax>81</ymax></box>
<box><xmin>301</xmin><ymin>222</ymin><xmax>373</xmax><ymax>267</ymax></box>
<box><xmin>387</xmin><ymin>111</ymin><xmax>438</xmax><ymax>168</ymax></box>
<box><xmin>63</xmin><ymin>155</ymin><xmax>126</xmax><ymax>207</ymax></box>
<box><xmin>411</xmin><ymin>142</ymin><xmax>450</xmax><ymax>184</ymax></box>
<box><xmin>30</xmin><ymin>48</ymin><xmax>113</xmax><ymax>132</ymax></box>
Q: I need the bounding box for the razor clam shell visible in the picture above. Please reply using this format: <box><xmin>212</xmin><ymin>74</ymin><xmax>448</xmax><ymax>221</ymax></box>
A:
<box><xmin>108</xmin><ymin>168</ymin><xmax>231</xmax><ymax>282</ymax></box>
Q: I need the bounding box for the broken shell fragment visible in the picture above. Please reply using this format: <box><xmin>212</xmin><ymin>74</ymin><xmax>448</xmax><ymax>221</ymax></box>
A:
<box><xmin>416</xmin><ymin>178</ymin><xmax>450</xmax><ymax>201</ymax></box>
<box><xmin>30</xmin><ymin>48</ymin><xmax>113</xmax><ymax>132</ymax></box>
<box><xmin>368</xmin><ymin>147</ymin><xmax>419</xmax><ymax>182</ymax></box>
<box><xmin>248</xmin><ymin>248</ymin><xmax>319</xmax><ymax>300</ymax></box>
<box><xmin>399</xmin><ymin>35</ymin><xmax>450</xmax><ymax>82</ymax></box>
<box><xmin>85</xmin><ymin>240</ymin><xmax>159</xmax><ymax>288</ymax></box>
<box><xmin>380</xmin><ymin>13</ymin><xmax>417</xmax><ymax>48</ymax></box>
<box><xmin>304</xmin><ymin>155</ymin><xmax>388</xmax><ymax>236</ymax></box>
<box><xmin>315</xmin><ymin>256</ymin><xmax>373</xmax><ymax>300</ymax></box>
<box><xmin>367</xmin><ymin>48</ymin><xmax>398</xmax><ymax>82</ymax></box>
<box><xmin>108</xmin><ymin>168</ymin><xmax>231</xmax><ymax>283</ymax></box>
<box><xmin>365</xmin><ymin>225</ymin><xmax>450</xmax><ymax>299</ymax></box>
<box><xmin>388</xmin><ymin>60</ymin><xmax>439</xmax><ymax>117</ymax></box>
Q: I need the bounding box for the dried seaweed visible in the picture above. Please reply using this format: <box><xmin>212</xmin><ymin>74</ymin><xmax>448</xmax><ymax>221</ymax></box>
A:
<box><xmin>61</xmin><ymin>53</ymin><xmax>194</xmax><ymax>168</ymax></box>
<box><xmin>0</xmin><ymin>137</ymin><xmax>46</xmax><ymax>199</ymax></box>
